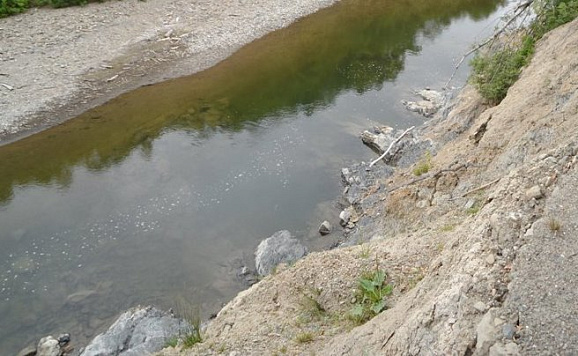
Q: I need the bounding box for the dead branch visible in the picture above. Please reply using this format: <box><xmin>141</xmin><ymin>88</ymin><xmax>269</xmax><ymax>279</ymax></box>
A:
<box><xmin>444</xmin><ymin>0</ymin><xmax>534</xmax><ymax>89</ymax></box>
<box><xmin>457</xmin><ymin>177</ymin><xmax>501</xmax><ymax>198</ymax></box>
<box><xmin>369</xmin><ymin>126</ymin><xmax>415</xmax><ymax>167</ymax></box>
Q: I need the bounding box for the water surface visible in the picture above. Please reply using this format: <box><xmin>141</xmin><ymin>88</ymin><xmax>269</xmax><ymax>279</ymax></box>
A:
<box><xmin>0</xmin><ymin>0</ymin><xmax>507</xmax><ymax>352</ymax></box>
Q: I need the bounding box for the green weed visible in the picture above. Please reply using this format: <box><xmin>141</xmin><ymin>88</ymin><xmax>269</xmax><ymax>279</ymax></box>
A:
<box><xmin>413</xmin><ymin>151</ymin><xmax>432</xmax><ymax>176</ymax></box>
<box><xmin>349</xmin><ymin>262</ymin><xmax>393</xmax><ymax>324</ymax></box>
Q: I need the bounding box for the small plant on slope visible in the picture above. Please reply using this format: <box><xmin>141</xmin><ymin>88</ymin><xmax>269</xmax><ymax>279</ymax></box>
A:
<box><xmin>349</xmin><ymin>261</ymin><xmax>393</xmax><ymax>324</ymax></box>
<box><xmin>413</xmin><ymin>151</ymin><xmax>432</xmax><ymax>176</ymax></box>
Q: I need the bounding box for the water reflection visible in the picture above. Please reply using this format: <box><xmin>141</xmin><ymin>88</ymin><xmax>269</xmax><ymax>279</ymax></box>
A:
<box><xmin>0</xmin><ymin>0</ymin><xmax>501</xmax><ymax>203</ymax></box>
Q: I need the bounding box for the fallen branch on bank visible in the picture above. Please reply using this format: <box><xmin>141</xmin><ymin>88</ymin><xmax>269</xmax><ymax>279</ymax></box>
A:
<box><xmin>457</xmin><ymin>177</ymin><xmax>501</xmax><ymax>198</ymax></box>
<box><xmin>369</xmin><ymin>126</ymin><xmax>415</xmax><ymax>167</ymax></box>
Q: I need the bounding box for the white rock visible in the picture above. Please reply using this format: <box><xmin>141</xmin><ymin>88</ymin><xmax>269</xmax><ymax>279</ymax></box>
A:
<box><xmin>37</xmin><ymin>336</ymin><xmax>60</xmax><ymax>356</ymax></box>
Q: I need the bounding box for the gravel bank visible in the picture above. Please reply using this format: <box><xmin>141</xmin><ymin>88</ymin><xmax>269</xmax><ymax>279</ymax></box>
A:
<box><xmin>0</xmin><ymin>0</ymin><xmax>338</xmax><ymax>143</ymax></box>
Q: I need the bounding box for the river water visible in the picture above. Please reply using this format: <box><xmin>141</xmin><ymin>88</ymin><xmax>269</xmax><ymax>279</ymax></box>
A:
<box><xmin>0</xmin><ymin>0</ymin><xmax>508</xmax><ymax>353</ymax></box>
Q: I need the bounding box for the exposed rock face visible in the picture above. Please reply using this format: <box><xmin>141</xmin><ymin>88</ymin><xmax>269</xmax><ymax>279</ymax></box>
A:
<box><xmin>80</xmin><ymin>306</ymin><xmax>190</xmax><ymax>356</ymax></box>
<box><xmin>254</xmin><ymin>230</ymin><xmax>307</xmax><ymax>276</ymax></box>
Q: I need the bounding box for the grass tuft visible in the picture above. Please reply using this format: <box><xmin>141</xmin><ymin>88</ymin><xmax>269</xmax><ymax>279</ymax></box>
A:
<box><xmin>295</xmin><ymin>332</ymin><xmax>315</xmax><ymax>343</ymax></box>
<box><xmin>413</xmin><ymin>151</ymin><xmax>432</xmax><ymax>176</ymax></box>
<box><xmin>548</xmin><ymin>217</ymin><xmax>561</xmax><ymax>233</ymax></box>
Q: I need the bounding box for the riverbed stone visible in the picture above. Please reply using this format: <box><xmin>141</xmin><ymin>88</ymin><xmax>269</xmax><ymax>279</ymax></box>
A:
<box><xmin>254</xmin><ymin>230</ymin><xmax>307</xmax><ymax>276</ymax></box>
<box><xmin>37</xmin><ymin>336</ymin><xmax>60</xmax><ymax>356</ymax></box>
<box><xmin>318</xmin><ymin>221</ymin><xmax>332</xmax><ymax>235</ymax></box>
<box><xmin>79</xmin><ymin>306</ymin><xmax>191</xmax><ymax>356</ymax></box>
<box><xmin>58</xmin><ymin>333</ymin><xmax>71</xmax><ymax>346</ymax></box>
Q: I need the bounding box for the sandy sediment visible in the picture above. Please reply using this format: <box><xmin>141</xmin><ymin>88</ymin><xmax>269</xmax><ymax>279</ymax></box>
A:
<box><xmin>0</xmin><ymin>0</ymin><xmax>338</xmax><ymax>143</ymax></box>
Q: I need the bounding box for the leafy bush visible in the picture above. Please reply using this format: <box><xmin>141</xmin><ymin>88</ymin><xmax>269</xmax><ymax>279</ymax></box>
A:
<box><xmin>538</xmin><ymin>0</ymin><xmax>578</xmax><ymax>33</ymax></box>
<box><xmin>349</xmin><ymin>266</ymin><xmax>393</xmax><ymax>324</ymax></box>
<box><xmin>49</xmin><ymin>0</ymin><xmax>88</xmax><ymax>8</ymax></box>
<box><xmin>1</xmin><ymin>0</ymin><xmax>105</xmax><ymax>17</ymax></box>
<box><xmin>470</xmin><ymin>0</ymin><xmax>578</xmax><ymax>104</ymax></box>
<box><xmin>0</xmin><ymin>0</ymin><xmax>29</xmax><ymax>17</ymax></box>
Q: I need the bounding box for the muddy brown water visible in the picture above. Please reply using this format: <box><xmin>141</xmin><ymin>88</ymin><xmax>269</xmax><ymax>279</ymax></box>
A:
<box><xmin>0</xmin><ymin>0</ymin><xmax>508</xmax><ymax>353</ymax></box>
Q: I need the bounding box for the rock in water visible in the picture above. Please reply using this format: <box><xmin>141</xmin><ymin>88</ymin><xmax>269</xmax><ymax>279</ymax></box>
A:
<box><xmin>318</xmin><ymin>221</ymin><xmax>332</xmax><ymax>235</ymax></box>
<box><xmin>255</xmin><ymin>230</ymin><xmax>307</xmax><ymax>276</ymax></box>
<box><xmin>79</xmin><ymin>306</ymin><xmax>191</xmax><ymax>356</ymax></box>
<box><xmin>402</xmin><ymin>89</ymin><xmax>445</xmax><ymax>118</ymax></box>
<box><xmin>37</xmin><ymin>336</ymin><xmax>60</xmax><ymax>356</ymax></box>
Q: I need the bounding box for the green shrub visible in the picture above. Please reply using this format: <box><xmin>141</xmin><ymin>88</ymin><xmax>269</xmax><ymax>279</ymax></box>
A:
<box><xmin>470</xmin><ymin>0</ymin><xmax>578</xmax><ymax>104</ymax></box>
<box><xmin>538</xmin><ymin>0</ymin><xmax>578</xmax><ymax>33</ymax></box>
<box><xmin>49</xmin><ymin>0</ymin><xmax>88</xmax><ymax>8</ymax></box>
<box><xmin>1</xmin><ymin>0</ymin><xmax>110</xmax><ymax>17</ymax></box>
<box><xmin>0</xmin><ymin>0</ymin><xmax>29</xmax><ymax>17</ymax></box>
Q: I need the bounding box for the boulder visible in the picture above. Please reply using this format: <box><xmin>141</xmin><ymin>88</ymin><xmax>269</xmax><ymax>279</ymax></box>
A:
<box><xmin>79</xmin><ymin>306</ymin><xmax>191</xmax><ymax>356</ymax></box>
<box><xmin>255</xmin><ymin>230</ymin><xmax>307</xmax><ymax>276</ymax></box>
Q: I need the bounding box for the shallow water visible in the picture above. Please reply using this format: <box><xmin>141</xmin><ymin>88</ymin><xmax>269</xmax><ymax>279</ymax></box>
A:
<box><xmin>0</xmin><ymin>0</ymin><xmax>508</xmax><ymax>352</ymax></box>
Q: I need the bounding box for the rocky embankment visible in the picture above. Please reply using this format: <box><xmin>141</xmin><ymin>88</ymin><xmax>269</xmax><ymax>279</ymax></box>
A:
<box><xmin>153</xmin><ymin>17</ymin><xmax>578</xmax><ymax>355</ymax></box>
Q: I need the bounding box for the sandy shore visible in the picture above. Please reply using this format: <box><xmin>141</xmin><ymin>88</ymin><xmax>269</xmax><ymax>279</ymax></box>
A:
<box><xmin>0</xmin><ymin>0</ymin><xmax>338</xmax><ymax>144</ymax></box>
